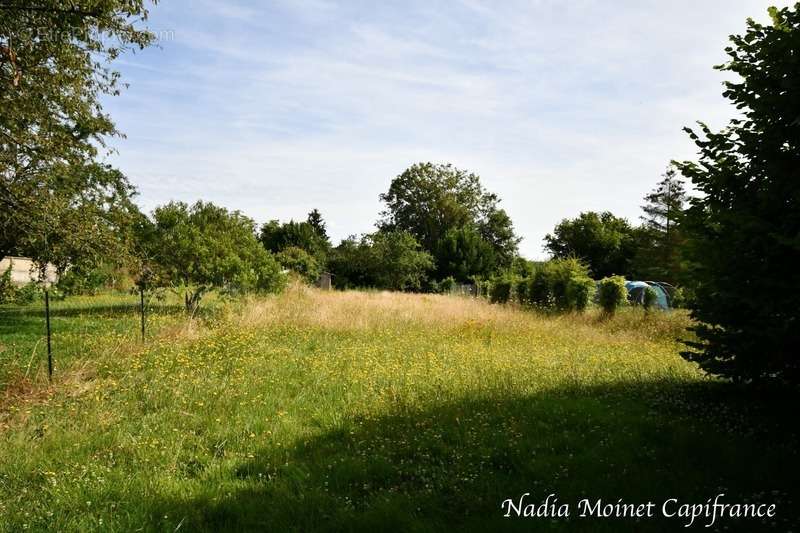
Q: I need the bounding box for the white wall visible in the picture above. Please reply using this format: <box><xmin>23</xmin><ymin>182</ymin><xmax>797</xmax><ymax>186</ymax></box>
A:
<box><xmin>0</xmin><ymin>256</ymin><xmax>58</xmax><ymax>287</ymax></box>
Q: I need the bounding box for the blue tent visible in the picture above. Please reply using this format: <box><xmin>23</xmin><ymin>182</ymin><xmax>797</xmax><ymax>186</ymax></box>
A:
<box><xmin>625</xmin><ymin>281</ymin><xmax>670</xmax><ymax>309</ymax></box>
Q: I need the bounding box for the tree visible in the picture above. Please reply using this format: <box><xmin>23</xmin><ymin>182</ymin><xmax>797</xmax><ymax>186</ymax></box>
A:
<box><xmin>436</xmin><ymin>225</ymin><xmax>496</xmax><ymax>282</ymax></box>
<box><xmin>306</xmin><ymin>209</ymin><xmax>329</xmax><ymax>242</ymax></box>
<box><xmin>1</xmin><ymin>1</ymin><xmax>156</xmax><ymax>261</ymax></box>
<box><xmin>369</xmin><ymin>230</ymin><xmax>434</xmax><ymax>291</ymax></box>
<box><xmin>138</xmin><ymin>201</ymin><xmax>285</xmax><ymax>313</ymax></box>
<box><xmin>326</xmin><ymin>236</ymin><xmax>372</xmax><ymax>290</ymax></box>
<box><xmin>634</xmin><ymin>166</ymin><xmax>688</xmax><ymax>283</ymax></box>
<box><xmin>5</xmin><ymin>162</ymin><xmax>139</xmax><ymax>278</ymax></box>
<box><xmin>641</xmin><ymin>166</ymin><xmax>686</xmax><ymax>238</ymax></box>
<box><xmin>276</xmin><ymin>246</ymin><xmax>321</xmax><ymax>284</ymax></box>
<box><xmin>544</xmin><ymin>211</ymin><xmax>637</xmax><ymax>278</ymax></box>
<box><xmin>508</xmin><ymin>256</ymin><xmax>536</xmax><ymax>279</ymax></box>
<box><xmin>260</xmin><ymin>218</ymin><xmax>329</xmax><ymax>264</ymax></box>
<box><xmin>379</xmin><ymin>162</ymin><xmax>519</xmax><ymax>278</ymax></box>
<box><xmin>328</xmin><ymin>230</ymin><xmax>433</xmax><ymax>291</ymax></box>
<box><xmin>675</xmin><ymin>4</ymin><xmax>800</xmax><ymax>385</ymax></box>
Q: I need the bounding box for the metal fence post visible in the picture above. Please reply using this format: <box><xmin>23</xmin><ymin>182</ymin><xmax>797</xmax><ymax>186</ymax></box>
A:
<box><xmin>45</xmin><ymin>289</ymin><xmax>52</xmax><ymax>381</ymax></box>
<box><xmin>140</xmin><ymin>286</ymin><xmax>146</xmax><ymax>342</ymax></box>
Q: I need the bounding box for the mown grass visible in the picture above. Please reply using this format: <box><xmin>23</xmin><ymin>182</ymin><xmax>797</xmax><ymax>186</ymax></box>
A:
<box><xmin>0</xmin><ymin>287</ymin><xmax>797</xmax><ymax>532</ymax></box>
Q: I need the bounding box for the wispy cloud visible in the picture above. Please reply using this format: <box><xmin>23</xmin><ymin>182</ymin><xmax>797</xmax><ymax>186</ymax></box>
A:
<box><xmin>103</xmin><ymin>0</ymin><xmax>789</xmax><ymax>258</ymax></box>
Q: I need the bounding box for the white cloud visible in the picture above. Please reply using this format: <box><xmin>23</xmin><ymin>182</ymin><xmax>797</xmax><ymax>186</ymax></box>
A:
<box><xmin>104</xmin><ymin>0</ymin><xmax>790</xmax><ymax>259</ymax></box>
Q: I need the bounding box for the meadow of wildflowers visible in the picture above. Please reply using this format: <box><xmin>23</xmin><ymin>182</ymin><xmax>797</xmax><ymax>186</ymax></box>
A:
<box><xmin>0</xmin><ymin>286</ymin><xmax>796</xmax><ymax>531</ymax></box>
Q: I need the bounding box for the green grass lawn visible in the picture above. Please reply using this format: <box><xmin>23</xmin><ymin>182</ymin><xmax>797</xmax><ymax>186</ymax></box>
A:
<box><xmin>0</xmin><ymin>288</ymin><xmax>797</xmax><ymax>532</ymax></box>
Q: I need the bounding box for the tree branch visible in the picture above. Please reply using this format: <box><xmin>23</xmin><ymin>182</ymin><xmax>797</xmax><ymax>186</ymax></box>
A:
<box><xmin>0</xmin><ymin>4</ymin><xmax>102</xmax><ymax>17</ymax></box>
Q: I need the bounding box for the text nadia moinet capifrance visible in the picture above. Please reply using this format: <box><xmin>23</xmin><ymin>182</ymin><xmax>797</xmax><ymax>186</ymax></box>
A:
<box><xmin>500</xmin><ymin>493</ymin><xmax>776</xmax><ymax>528</ymax></box>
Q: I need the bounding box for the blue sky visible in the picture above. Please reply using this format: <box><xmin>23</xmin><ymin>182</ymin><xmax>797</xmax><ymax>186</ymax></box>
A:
<box><xmin>103</xmin><ymin>0</ymin><xmax>786</xmax><ymax>259</ymax></box>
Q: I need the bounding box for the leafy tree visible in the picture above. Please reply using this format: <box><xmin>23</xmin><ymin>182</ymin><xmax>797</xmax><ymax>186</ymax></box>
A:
<box><xmin>379</xmin><ymin>163</ymin><xmax>519</xmax><ymax>278</ymax></box>
<box><xmin>369</xmin><ymin>230</ymin><xmax>434</xmax><ymax>291</ymax></box>
<box><xmin>544</xmin><ymin>211</ymin><xmax>637</xmax><ymax>278</ymax></box>
<box><xmin>436</xmin><ymin>225</ymin><xmax>496</xmax><ymax>282</ymax></box>
<box><xmin>6</xmin><ymin>162</ymin><xmax>139</xmax><ymax>281</ymax></box>
<box><xmin>260</xmin><ymin>217</ymin><xmax>329</xmax><ymax>264</ymax></box>
<box><xmin>276</xmin><ymin>246</ymin><xmax>321</xmax><ymax>284</ymax></box>
<box><xmin>326</xmin><ymin>236</ymin><xmax>372</xmax><ymax>290</ymax></box>
<box><xmin>328</xmin><ymin>231</ymin><xmax>433</xmax><ymax>291</ymax></box>
<box><xmin>508</xmin><ymin>256</ymin><xmax>535</xmax><ymax>279</ymax></box>
<box><xmin>138</xmin><ymin>201</ymin><xmax>285</xmax><ymax>313</ymax></box>
<box><xmin>676</xmin><ymin>4</ymin><xmax>800</xmax><ymax>384</ymax></box>
<box><xmin>1</xmin><ymin>1</ymin><xmax>156</xmax><ymax>262</ymax></box>
<box><xmin>489</xmin><ymin>276</ymin><xmax>515</xmax><ymax>304</ymax></box>
<box><xmin>478</xmin><ymin>207</ymin><xmax>518</xmax><ymax>268</ymax></box>
<box><xmin>634</xmin><ymin>166</ymin><xmax>688</xmax><ymax>283</ymax></box>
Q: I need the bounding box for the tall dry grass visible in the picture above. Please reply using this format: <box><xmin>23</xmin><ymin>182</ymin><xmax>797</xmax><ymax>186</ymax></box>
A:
<box><xmin>232</xmin><ymin>282</ymin><xmax>693</xmax><ymax>345</ymax></box>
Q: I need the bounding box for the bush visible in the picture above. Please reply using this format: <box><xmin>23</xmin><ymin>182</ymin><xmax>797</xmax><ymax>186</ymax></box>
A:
<box><xmin>0</xmin><ymin>267</ymin><xmax>42</xmax><ymax>305</ymax></box>
<box><xmin>57</xmin><ymin>263</ymin><xmax>131</xmax><ymax>295</ymax></box>
<box><xmin>476</xmin><ymin>278</ymin><xmax>492</xmax><ymax>299</ymax></box>
<box><xmin>567</xmin><ymin>276</ymin><xmax>595</xmax><ymax>312</ymax></box>
<box><xmin>528</xmin><ymin>267</ymin><xmax>552</xmax><ymax>308</ymax></box>
<box><xmin>440</xmin><ymin>276</ymin><xmax>456</xmax><ymax>294</ymax></box>
<box><xmin>0</xmin><ymin>267</ymin><xmax>14</xmax><ymax>304</ymax></box>
<box><xmin>515</xmin><ymin>278</ymin><xmax>529</xmax><ymax>305</ymax></box>
<box><xmin>13</xmin><ymin>282</ymin><xmax>41</xmax><ymax>305</ymax></box>
<box><xmin>328</xmin><ymin>231</ymin><xmax>433</xmax><ymax>292</ymax></box>
<box><xmin>670</xmin><ymin>286</ymin><xmax>688</xmax><ymax>309</ymax></box>
<box><xmin>489</xmin><ymin>277</ymin><xmax>514</xmax><ymax>304</ymax></box>
<box><xmin>423</xmin><ymin>278</ymin><xmax>440</xmax><ymax>294</ymax></box>
<box><xmin>597</xmin><ymin>276</ymin><xmax>628</xmax><ymax>316</ymax></box>
<box><xmin>525</xmin><ymin>258</ymin><xmax>593</xmax><ymax>312</ymax></box>
<box><xmin>253</xmin><ymin>254</ymin><xmax>288</xmax><ymax>294</ymax></box>
<box><xmin>643</xmin><ymin>286</ymin><xmax>658</xmax><ymax>313</ymax></box>
<box><xmin>276</xmin><ymin>246</ymin><xmax>321</xmax><ymax>284</ymax></box>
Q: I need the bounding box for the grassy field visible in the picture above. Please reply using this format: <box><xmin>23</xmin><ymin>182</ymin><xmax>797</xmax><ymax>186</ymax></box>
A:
<box><xmin>0</xmin><ymin>287</ymin><xmax>797</xmax><ymax>531</ymax></box>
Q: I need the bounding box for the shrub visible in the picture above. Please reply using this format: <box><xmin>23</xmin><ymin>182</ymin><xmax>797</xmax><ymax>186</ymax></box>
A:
<box><xmin>489</xmin><ymin>277</ymin><xmax>514</xmax><ymax>304</ymax></box>
<box><xmin>276</xmin><ymin>246</ymin><xmax>321</xmax><ymax>284</ymax></box>
<box><xmin>515</xmin><ymin>278</ymin><xmax>529</xmax><ymax>305</ymax></box>
<box><xmin>476</xmin><ymin>278</ymin><xmax>492</xmax><ymax>299</ymax></box>
<box><xmin>0</xmin><ymin>268</ymin><xmax>42</xmax><ymax>305</ymax></box>
<box><xmin>329</xmin><ymin>231</ymin><xmax>433</xmax><ymax>292</ymax></box>
<box><xmin>528</xmin><ymin>268</ymin><xmax>552</xmax><ymax>308</ymax></box>
<box><xmin>643</xmin><ymin>286</ymin><xmax>658</xmax><ymax>313</ymax></box>
<box><xmin>57</xmin><ymin>262</ymin><xmax>131</xmax><ymax>295</ymax></box>
<box><xmin>527</xmin><ymin>258</ymin><xmax>593</xmax><ymax>312</ymax></box>
<box><xmin>597</xmin><ymin>276</ymin><xmax>628</xmax><ymax>316</ymax></box>
<box><xmin>0</xmin><ymin>267</ymin><xmax>14</xmax><ymax>304</ymax></box>
<box><xmin>670</xmin><ymin>286</ymin><xmax>688</xmax><ymax>309</ymax></box>
<box><xmin>253</xmin><ymin>255</ymin><xmax>288</xmax><ymax>294</ymax></box>
<box><xmin>440</xmin><ymin>276</ymin><xmax>456</xmax><ymax>294</ymax></box>
<box><xmin>423</xmin><ymin>278</ymin><xmax>441</xmax><ymax>294</ymax></box>
<box><xmin>13</xmin><ymin>283</ymin><xmax>41</xmax><ymax>305</ymax></box>
<box><xmin>567</xmin><ymin>276</ymin><xmax>595</xmax><ymax>312</ymax></box>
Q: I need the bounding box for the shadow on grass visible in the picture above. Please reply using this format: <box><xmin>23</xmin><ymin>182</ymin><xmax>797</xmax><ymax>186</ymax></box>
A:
<box><xmin>150</xmin><ymin>380</ymin><xmax>799</xmax><ymax>532</ymax></box>
<box><xmin>0</xmin><ymin>301</ymin><xmax>226</xmax><ymax>330</ymax></box>
<box><xmin>0</xmin><ymin>302</ymin><xmax>188</xmax><ymax>319</ymax></box>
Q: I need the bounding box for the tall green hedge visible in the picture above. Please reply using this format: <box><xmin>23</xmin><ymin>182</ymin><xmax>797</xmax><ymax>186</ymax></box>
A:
<box><xmin>492</xmin><ymin>258</ymin><xmax>594</xmax><ymax>313</ymax></box>
<box><xmin>489</xmin><ymin>277</ymin><xmax>515</xmax><ymax>304</ymax></box>
<box><xmin>597</xmin><ymin>276</ymin><xmax>628</xmax><ymax>316</ymax></box>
